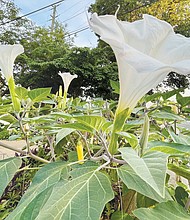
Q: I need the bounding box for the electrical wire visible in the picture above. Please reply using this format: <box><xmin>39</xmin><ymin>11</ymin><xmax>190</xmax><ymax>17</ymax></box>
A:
<box><xmin>0</xmin><ymin>0</ymin><xmax>64</xmax><ymax>26</ymax></box>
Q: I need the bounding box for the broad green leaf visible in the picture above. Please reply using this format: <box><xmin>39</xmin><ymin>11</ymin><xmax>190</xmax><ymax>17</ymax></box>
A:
<box><xmin>123</xmin><ymin>119</ymin><xmax>144</xmax><ymax>131</ymax></box>
<box><xmin>34</xmin><ymin>168</ymin><xmax>114</xmax><ymax>220</ymax></box>
<box><xmin>117</xmin><ymin>132</ymin><xmax>138</xmax><ymax>148</ymax></box>
<box><xmin>133</xmin><ymin>201</ymin><xmax>190</xmax><ymax>220</ymax></box>
<box><xmin>0</xmin><ymin>158</ymin><xmax>22</xmax><ymax>197</ymax></box>
<box><xmin>143</xmin><ymin>92</ymin><xmax>161</xmax><ymax>102</ymax></box>
<box><xmin>176</xmin><ymin>93</ymin><xmax>190</xmax><ymax>107</ymax></box>
<box><xmin>20</xmin><ymin>186</ymin><xmax>54</xmax><ymax>220</ymax></box>
<box><xmin>0</xmin><ymin>113</ymin><xmax>17</xmax><ymax>123</ymax></box>
<box><xmin>148</xmin><ymin>141</ymin><xmax>190</xmax><ymax>155</ymax></box>
<box><xmin>57</xmin><ymin>122</ymin><xmax>94</xmax><ymax>133</ymax></box>
<box><xmin>178</xmin><ymin>121</ymin><xmax>190</xmax><ymax>130</ymax></box>
<box><xmin>162</xmin><ymin>88</ymin><xmax>183</xmax><ymax>100</ymax></box>
<box><xmin>6</xmin><ymin>161</ymin><xmax>69</xmax><ymax>220</ymax></box>
<box><xmin>110</xmin><ymin>80</ymin><xmax>120</xmax><ymax>94</ymax></box>
<box><xmin>50</xmin><ymin>112</ymin><xmax>72</xmax><ymax>120</ymax></box>
<box><xmin>55</xmin><ymin>128</ymin><xmax>75</xmax><ymax>145</ymax></box>
<box><xmin>168</xmin><ymin>129</ymin><xmax>190</xmax><ymax>145</ymax></box>
<box><xmin>15</xmin><ymin>87</ymin><xmax>28</xmax><ymax>100</ymax></box>
<box><xmin>111</xmin><ymin>211</ymin><xmax>133</xmax><ymax>220</ymax></box>
<box><xmin>26</xmin><ymin>115</ymin><xmax>55</xmax><ymax>123</ymax></box>
<box><xmin>118</xmin><ymin>165</ymin><xmax>171</xmax><ymax>202</ymax></box>
<box><xmin>28</xmin><ymin>88</ymin><xmax>51</xmax><ymax>102</ymax></box>
<box><xmin>168</xmin><ymin>163</ymin><xmax>190</xmax><ymax>180</ymax></box>
<box><xmin>119</xmin><ymin>148</ymin><xmax>168</xmax><ymax>197</ymax></box>
<box><xmin>174</xmin><ymin>186</ymin><xmax>188</xmax><ymax>207</ymax></box>
<box><xmin>150</xmin><ymin>111</ymin><xmax>184</xmax><ymax>121</ymax></box>
<box><xmin>74</xmin><ymin>115</ymin><xmax>106</xmax><ymax>131</ymax></box>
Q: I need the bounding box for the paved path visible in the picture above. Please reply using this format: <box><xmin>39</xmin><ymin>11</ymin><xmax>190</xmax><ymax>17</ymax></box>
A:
<box><xmin>0</xmin><ymin>140</ymin><xmax>26</xmax><ymax>159</ymax></box>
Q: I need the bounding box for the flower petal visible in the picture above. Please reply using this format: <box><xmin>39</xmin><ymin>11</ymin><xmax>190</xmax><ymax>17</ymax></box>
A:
<box><xmin>0</xmin><ymin>44</ymin><xmax>24</xmax><ymax>81</ymax></box>
<box><xmin>58</xmin><ymin>72</ymin><xmax>78</xmax><ymax>92</ymax></box>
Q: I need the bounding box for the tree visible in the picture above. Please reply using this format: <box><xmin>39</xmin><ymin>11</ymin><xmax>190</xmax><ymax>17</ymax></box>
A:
<box><xmin>0</xmin><ymin>0</ymin><xmax>35</xmax><ymax>96</ymax></box>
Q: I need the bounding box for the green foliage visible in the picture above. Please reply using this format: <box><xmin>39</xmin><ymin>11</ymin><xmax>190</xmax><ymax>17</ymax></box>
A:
<box><xmin>0</xmin><ymin>2</ymin><xmax>190</xmax><ymax>217</ymax></box>
<box><xmin>0</xmin><ymin>158</ymin><xmax>22</xmax><ymax>197</ymax></box>
<box><xmin>133</xmin><ymin>201</ymin><xmax>190</xmax><ymax>219</ymax></box>
<box><xmin>0</xmin><ymin>77</ymin><xmax>190</xmax><ymax>219</ymax></box>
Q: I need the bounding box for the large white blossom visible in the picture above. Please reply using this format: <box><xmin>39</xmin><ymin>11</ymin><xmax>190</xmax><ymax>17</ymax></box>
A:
<box><xmin>90</xmin><ymin>13</ymin><xmax>190</xmax><ymax>114</ymax></box>
<box><xmin>58</xmin><ymin>71</ymin><xmax>78</xmax><ymax>93</ymax></box>
<box><xmin>0</xmin><ymin>44</ymin><xmax>24</xmax><ymax>81</ymax></box>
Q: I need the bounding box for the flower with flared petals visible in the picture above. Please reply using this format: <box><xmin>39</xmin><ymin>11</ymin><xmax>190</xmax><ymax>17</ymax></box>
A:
<box><xmin>58</xmin><ymin>71</ymin><xmax>78</xmax><ymax>93</ymax></box>
<box><xmin>90</xmin><ymin>13</ymin><xmax>190</xmax><ymax>114</ymax></box>
<box><xmin>0</xmin><ymin>44</ymin><xmax>24</xmax><ymax>81</ymax></box>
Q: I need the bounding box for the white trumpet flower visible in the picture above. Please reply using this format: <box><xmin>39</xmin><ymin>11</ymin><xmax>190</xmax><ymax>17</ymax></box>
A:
<box><xmin>0</xmin><ymin>44</ymin><xmax>24</xmax><ymax>81</ymax></box>
<box><xmin>90</xmin><ymin>13</ymin><xmax>190</xmax><ymax>154</ymax></box>
<box><xmin>0</xmin><ymin>44</ymin><xmax>24</xmax><ymax>112</ymax></box>
<box><xmin>90</xmin><ymin>13</ymin><xmax>190</xmax><ymax>114</ymax></box>
<box><xmin>58</xmin><ymin>71</ymin><xmax>78</xmax><ymax>93</ymax></box>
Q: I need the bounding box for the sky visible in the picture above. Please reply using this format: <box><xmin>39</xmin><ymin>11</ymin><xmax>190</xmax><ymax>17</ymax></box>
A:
<box><xmin>14</xmin><ymin>0</ymin><xmax>98</xmax><ymax>48</ymax></box>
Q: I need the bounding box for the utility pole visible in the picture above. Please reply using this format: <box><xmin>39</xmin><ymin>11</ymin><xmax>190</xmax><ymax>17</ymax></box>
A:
<box><xmin>50</xmin><ymin>5</ymin><xmax>57</xmax><ymax>32</ymax></box>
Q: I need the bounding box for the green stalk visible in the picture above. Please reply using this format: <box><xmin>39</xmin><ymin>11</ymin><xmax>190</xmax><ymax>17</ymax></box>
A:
<box><xmin>62</xmin><ymin>89</ymin><xmax>67</xmax><ymax>109</ymax></box>
<box><xmin>8</xmin><ymin>76</ymin><xmax>21</xmax><ymax>112</ymax></box>
<box><xmin>108</xmin><ymin>108</ymin><xmax>131</xmax><ymax>155</ymax></box>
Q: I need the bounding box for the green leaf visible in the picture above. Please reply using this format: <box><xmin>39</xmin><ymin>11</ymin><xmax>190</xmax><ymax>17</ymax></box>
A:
<box><xmin>34</xmin><ymin>168</ymin><xmax>114</xmax><ymax>220</ymax></box>
<box><xmin>20</xmin><ymin>186</ymin><xmax>54</xmax><ymax>220</ymax></box>
<box><xmin>143</xmin><ymin>92</ymin><xmax>161</xmax><ymax>102</ymax></box>
<box><xmin>119</xmin><ymin>148</ymin><xmax>168</xmax><ymax>197</ymax></box>
<box><xmin>117</xmin><ymin>132</ymin><xmax>138</xmax><ymax>148</ymax></box>
<box><xmin>162</xmin><ymin>88</ymin><xmax>183</xmax><ymax>101</ymax></box>
<box><xmin>55</xmin><ymin>128</ymin><xmax>75</xmax><ymax>145</ymax></box>
<box><xmin>150</xmin><ymin>111</ymin><xmax>184</xmax><ymax>121</ymax></box>
<box><xmin>6</xmin><ymin>161</ymin><xmax>69</xmax><ymax>220</ymax></box>
<box><xmin>28</xmin><ymin>88</ymin><xmax>51</xmax><ymax>102</ymax></box>
<box><xmin>174</xmin><ymin>186</ymin><xmax>188</xmax><ymax>207</ymax></box>
<box><xmin>110</xmin><ymin>80</ymin><xmax>120</xmax><ymax>94</ymax></box>
<box><xmin>111</xmin><ymin>211</ymin><xmax>133</xmax><ymax>220</ymax></box>
<box><xmin>50</xmin><ymin>112</ymin><xmax>72</xmax><ymax>120</ymax></box>
<box><xmin>148</xmin><ymin>141</ymin><xmax>190</xmax><ymax>155</ymax></box>
<box><xmin>57</xmin><ymin>122</ymin><xmax>94</xmax><ymax>133</ymax></box>
<box><xmin>168</xmin><ymin>163</ymin><xmax>190</xmax><ymax>180</ymax></box>
<box><xmin>133</xmin><ymin>201</ymin><xmax>190</xmax><ymax>220</ymax></box>
<box><xmin>0</xmin><ymin>113</ymin><xmax>17</xmax><ymax>124</ymax></box>
<box><xmin>74</xmin><ymin>115</ymin><xmax>106</xmax><ymax>131</ymax></box>
<box><xmin>168</xmin><ymin>129</ymin><xmax>190</xmax><ymax>145</ymax></box>
<box><xmin>123</xmin><ymin>119</ymin><xmax>144</xmax><ymax>131</ymax></box>
<box><xmin>15</xmin><ymin>87</ymin><xmax>28</xmax><ymax>100</ymax></box>
<box><xmin>0</xmin><ymin>157</ymin><xmax>22</xmax><ymax>197</ymax></box>
<box><xmin>176</xmin><ymin>93</ymin><xmax>190</xmax><ymax>107</ymax></box>
<box><xmin>118</xmin><ymin>165</ymin><xmax>171</xmax><ymax>202</ymax></box>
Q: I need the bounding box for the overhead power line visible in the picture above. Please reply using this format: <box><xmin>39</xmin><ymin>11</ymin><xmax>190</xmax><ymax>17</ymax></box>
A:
<box><xmin>0</xmin><ymin>0</ymin><xmax>64</xmax><ymax>26</ymax></box>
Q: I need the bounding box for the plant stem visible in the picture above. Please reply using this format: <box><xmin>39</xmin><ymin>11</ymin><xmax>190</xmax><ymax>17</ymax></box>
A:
<box><xmin>109</xmin><ymin>108</ymin><xmax>131</xmax><ymax>155</ymax></box>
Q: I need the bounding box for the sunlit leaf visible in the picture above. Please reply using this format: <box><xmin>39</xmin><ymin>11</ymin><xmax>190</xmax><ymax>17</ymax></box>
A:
<box><xmin>28</xmin><ymin>88</ymin><xmax>51</xmax><ymax>102</ymax></box>
<box><xmin>118</xmin><ymin>165</ymin><xmax>171</xmax><ymax>202</ymax></box>
<box><xmin>55</xmin><ymin>128</ymin><xmax>75</xmax><ymax>145</ymax></box>
<box><xmin>15</xmin><ymin>87</ymin><xmax>28</xmax><ymax>100</ymax></box>
<box><xmin>150</xmin><ymin>111</ymin><xmax>184</xmax><ymax>121</ymax></box>
<box><xmin>6</xmin><ymin>161</ymin><xmax>69</xmax><ymax>220</ymax></box>
<box><xmin>34</xmin><ymin>168</ymin><xmax>114</xmax><ymax>220</ymax></box>
<box><xmin>148</xmin><ymin>141</ymin><xmax>190</xmax><ymax>155</ymax></box>
<box><xmin>119</xmin><ymin>148</ymin><xmax>168</xmax><ymax>197</ymax></box>
<box><xmin>74</xmin><ymin>115</ymin><xmax>106</xmax><ymax>131</ymax></box>
<box><xmin>133</xmin><ymin>201</ymin><xmax>190</xmax><ymax>220</ymax></box>
<box><xmin>0</xmin><ymin>158</ymin><xmax>22</xmax><ymax>197</ymax></box>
